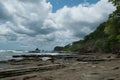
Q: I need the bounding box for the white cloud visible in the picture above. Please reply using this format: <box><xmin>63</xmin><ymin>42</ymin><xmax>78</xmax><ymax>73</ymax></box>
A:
<box><xmin>0</xmin><ymin>0</ymin><xmax>52</xmax><ymax>37</ymax></box>
<box><xmin>45</xmin><ymin>0</ymin><xmax>115</xmax><ymax>38</ymax></box>
<box><xmin>0</xmin><ymin>0</ymin><xmax>115</xmax><ymax>50</ymax></box>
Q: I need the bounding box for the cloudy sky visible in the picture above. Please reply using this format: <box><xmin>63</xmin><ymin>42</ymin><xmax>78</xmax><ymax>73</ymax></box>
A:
<box><xmin>0</xmin><ymin>0</ymin><xmax>115</xmax><ymax>50</ymax></box>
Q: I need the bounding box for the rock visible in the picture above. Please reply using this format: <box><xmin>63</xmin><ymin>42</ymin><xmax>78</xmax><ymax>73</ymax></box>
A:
<box><xmin>82</xmin><ymin>72</ymin><xmax>103</xmax><ymax>80</ymax></box>
<box><xmin>10</xmin><ymin>79</ymin><xmax>16</xmax><ymax>80</ymax></box>
<box><xmin>92</xmin><ymin>65</ymin><xmax>97</xmax><ymax>68</ymax></box>
<box><xmin>23</xmin><ymin>75</ymin><xmax>37</xmax><ymax>80</ymax></box>
<box><xmin>113</xmin><ymin>67</ymin><xmax>119</xmax><ymax>70</ymax></box>
<box><xmin>107</xmin><ymin>78</ymin><xmax>115</xmax><ymax>80</ymax></box>
<box><xmin>42</xmin><ymin>77</ymin><xmax>53</xmax><ymax>80</ymax></box>
<box><xmin>0</xmin><ymin>64</ymin><xmax>65</xmax><ymax>78</ymax></box>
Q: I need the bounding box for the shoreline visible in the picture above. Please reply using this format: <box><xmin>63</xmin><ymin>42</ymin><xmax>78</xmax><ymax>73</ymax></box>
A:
<box><xmin>0</xmin><ymin>53</ymin><xmax>120</xmax><ymax>80</ymax></box>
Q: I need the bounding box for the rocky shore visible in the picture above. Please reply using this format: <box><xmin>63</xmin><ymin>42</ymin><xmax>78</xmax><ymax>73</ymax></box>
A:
<box><xmin>0</xmin><ymin>53</ymin><xmax>120</xmax><ymax>80</ymax></box>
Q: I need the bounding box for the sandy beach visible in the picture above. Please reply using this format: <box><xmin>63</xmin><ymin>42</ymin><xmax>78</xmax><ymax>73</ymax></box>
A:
<box><xmin>0</xmin><ymin>53</ymin><xmax>120</xmax><ymax>80</ymax></box>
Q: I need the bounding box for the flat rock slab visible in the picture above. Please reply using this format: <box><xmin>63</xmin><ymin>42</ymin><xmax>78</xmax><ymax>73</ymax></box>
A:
<box><xmin>81</xmin><ymin>72</ymin><xmax>118</xmax><ymax>80</ymax></box>
<box><xmin>0</xmin><ymin>64</ymin><xmax>65</xmax><ymax>78</ymax></box>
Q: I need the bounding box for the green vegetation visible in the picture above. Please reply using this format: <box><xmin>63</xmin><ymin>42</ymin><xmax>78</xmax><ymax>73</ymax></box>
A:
<box><xmin>63</xmin><ymin>22</ymin><xmax>110</xmax><ymax>53</ymax></box>
<box><xmin>58</xmin><ymin>0</ymin><xmax>120</xmax><ymax>53</ymax></box>
<box><xmin>54</xmin><ymin>46</ymin><xmax>64</xmax><ymax>51</ymax></box>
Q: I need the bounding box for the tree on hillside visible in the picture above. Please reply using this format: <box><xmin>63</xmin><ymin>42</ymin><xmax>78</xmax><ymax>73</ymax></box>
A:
<box><xmin>105</xmin><ymin>0</ymin><xmax>120</xmax><ymax>54</ymax></box>
<box><xmin>109</xmin><ymin>0</ymin><xmax>120</xmax><ymax>6</ymax></box>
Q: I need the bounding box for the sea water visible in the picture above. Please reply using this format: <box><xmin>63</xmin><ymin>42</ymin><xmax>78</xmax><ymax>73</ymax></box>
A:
<box><xmin>0</xmin><ymin>50</ymin><xmax>25</xmax><ymax>61</ymax></box>
<box><xmin>0</xmin><ymin>50</ymin><xmax>64</xmax><ymax>61</ymax></box>
<box><xmin>0</xmin><ymin>50</ymin><xmax>70</xmax><ymax>69</ymax></box>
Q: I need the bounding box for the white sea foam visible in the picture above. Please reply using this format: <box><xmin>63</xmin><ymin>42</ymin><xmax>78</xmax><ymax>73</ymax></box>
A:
<box><xmin>0</xmin><ymin>50</ymin><xmax>26</xmax><ymax>53</ymax></box>
<box><xmin>0</xmin><ymin>50</ymin><xmax>26</xmax><ymax>61</ymax></box>
<box><xmin>0</xmin><ymin>50</ymin><xmax>67</xmax><ymax>61</ymax></box>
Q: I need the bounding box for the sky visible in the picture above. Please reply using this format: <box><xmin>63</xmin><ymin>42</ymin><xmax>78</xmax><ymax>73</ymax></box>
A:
<box><xmin>0</xmin><ymin>0</ymin><xmax>116</xmax><ymax>50</ymax></box>
<box><xmin>47</xmin><ymin>0</ymin><xmax>99</xmax><ymax>12</ymax></box>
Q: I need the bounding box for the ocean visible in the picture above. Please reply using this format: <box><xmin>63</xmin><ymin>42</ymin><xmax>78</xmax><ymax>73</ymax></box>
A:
<box><xmin>0</xmin><ymin>50</ymin><xmax>60</xmax><ymax>61</ymax></box>
<box><xmin>0</xmin><ymin>50</ymin><xmax>65</xmax><ymax>69</ymax></box>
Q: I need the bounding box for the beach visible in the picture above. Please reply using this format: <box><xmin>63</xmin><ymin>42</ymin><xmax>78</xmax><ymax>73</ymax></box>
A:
<box><xmin>0</xmin><ymin>0</ymin><xmax>119</xmax><ymax>80</ymax></box>
<box><xmin>0</xmin><ymin>53</ymin><xmax>120</xmax><ymax>80</ymax></box>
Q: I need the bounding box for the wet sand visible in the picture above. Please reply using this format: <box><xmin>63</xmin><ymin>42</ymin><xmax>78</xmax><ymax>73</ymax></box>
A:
<box><xmin>0</xmin><ymin>53</ymin><xmax>120</xmax><ymax>80</ymax></box>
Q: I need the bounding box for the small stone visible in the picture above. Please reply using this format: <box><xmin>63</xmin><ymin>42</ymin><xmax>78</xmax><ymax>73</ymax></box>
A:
<box><xmin>113</xmin><ymin>67</ymin><xmax>119</xmax><ymax>70</ymax></box>
<box><xmin>92</xmin><ymin>65</ymin><xmax>97</xmax><ymax>68</ymax></box>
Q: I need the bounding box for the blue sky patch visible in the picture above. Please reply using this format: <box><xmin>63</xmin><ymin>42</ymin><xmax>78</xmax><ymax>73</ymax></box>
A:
<box><xmin>47</xmin><ymin>0</ymin><xmax>99</xmax><ymax>12</ymax></box>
